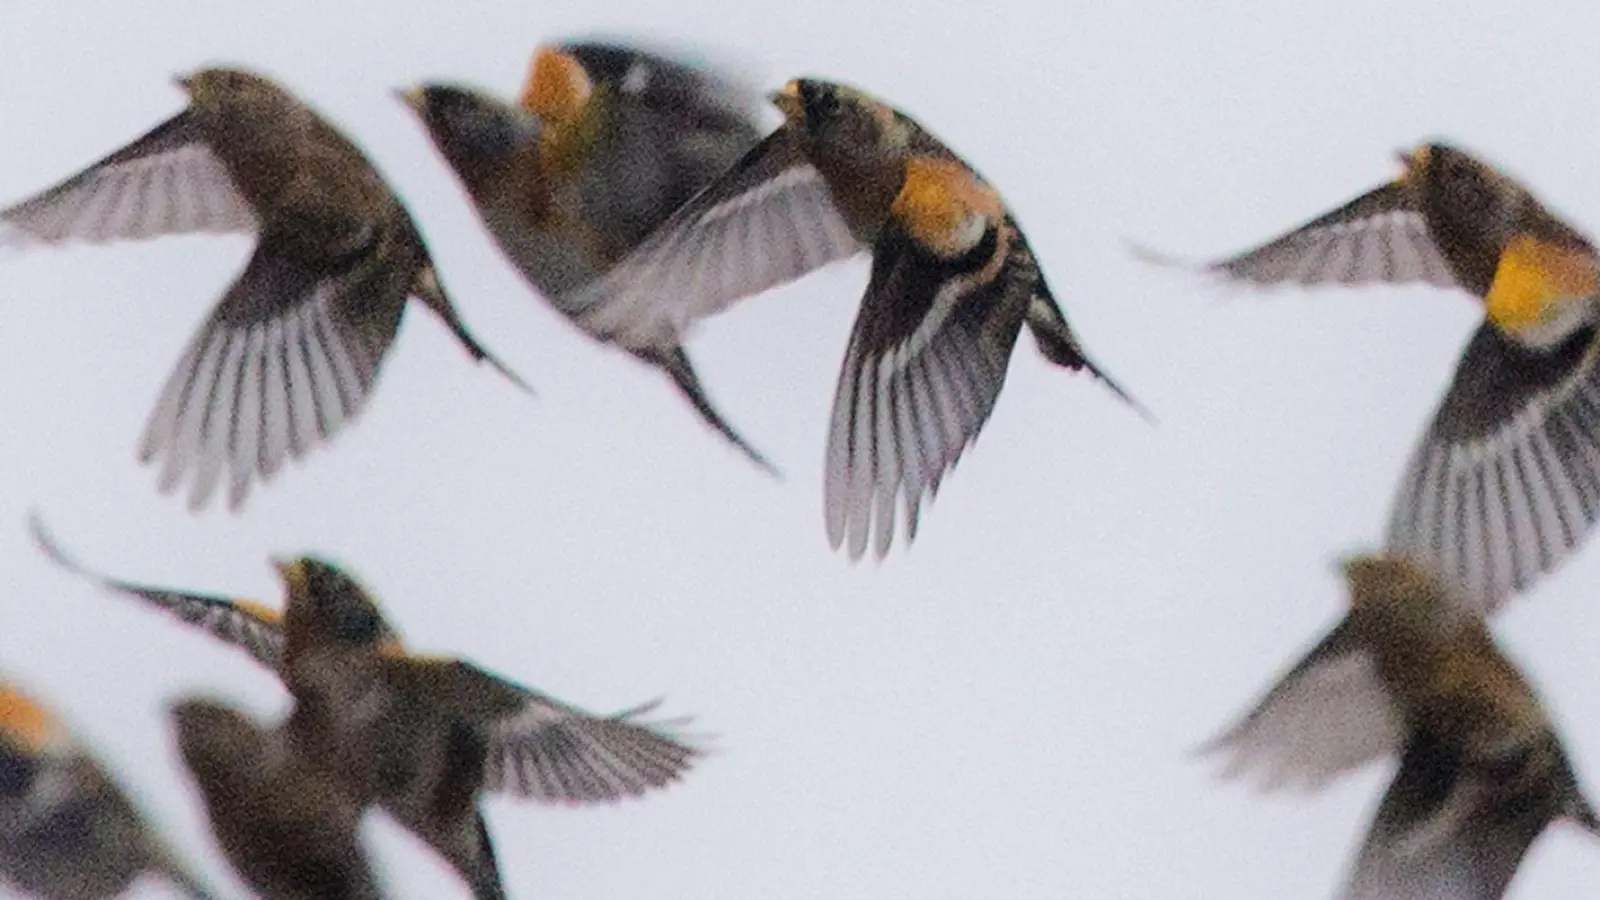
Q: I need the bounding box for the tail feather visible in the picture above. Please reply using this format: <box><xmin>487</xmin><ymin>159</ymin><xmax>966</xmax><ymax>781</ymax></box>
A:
<box><xmin>1565</xmin><ymin>789</ymin><xmax>1600</xmax><ymax>837</ymax></box>
<box><xmin>1024</xmin><ymin>293</ymin><xmax>1155</xmax><ymax>424</ymax></box>
<box><xmin>412</xmin><ymin>267</ymin><xmax>536</xmax><ymax>397</ymax></box>
<box><xmin>467</xmin><ymin>813</ymin><xmax>507</xmax><ymax>900</ymax></box>
<box><xmin>643</xmin><ymin>344</ymin><xmax>780</xmax><ymax>477</ymax></box>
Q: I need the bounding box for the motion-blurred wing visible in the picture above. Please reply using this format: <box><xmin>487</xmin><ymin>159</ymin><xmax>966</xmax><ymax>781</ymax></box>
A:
<box><xmin>0</xmin><ymin>111</ymin><xmax>255</xmax><ymax>248</ymax></box>
<box><xmin>1202</xmin><ymin>620</ymin><xmax>1400</xmax><ymax>790</ymax></box>
<box><xmin>1386</xmin><ymin>323</ymin><xmax>1600</xmax><ymax>610</ymax></box>
<box><xmin>567</xmin><ymin>126</ymin><xmax>861</xmax><ymax>346</ymax></box>
<box><xmin>28</xmin><ymin>512</ymin><xmax>284</xmax><ymax>671</ymax></box>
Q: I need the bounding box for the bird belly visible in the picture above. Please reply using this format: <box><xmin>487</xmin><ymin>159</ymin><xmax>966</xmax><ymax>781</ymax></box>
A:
<box><xmin>1485</xmin><ymin>234</ymin><xmax>1599</xmax><ymax>349</ymax></box>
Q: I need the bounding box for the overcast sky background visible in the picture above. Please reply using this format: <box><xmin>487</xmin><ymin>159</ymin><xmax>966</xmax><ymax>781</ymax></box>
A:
<box><xmin>4</xmin><ymin>1</ymin><xmax>1600</xmax><ymax>898</ymax></box>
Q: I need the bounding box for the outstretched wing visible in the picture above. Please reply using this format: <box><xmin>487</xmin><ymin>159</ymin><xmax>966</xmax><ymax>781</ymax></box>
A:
<box><xmin>138</xmin><ymin>227</ymin><xmax>409</xmax><ymax>512</ymax></box>
<box><xmin>1146</xmin><ymin>182</ymin><xmax>1456</xmax><ymax>290</ymax></box>
<box><xmin>1201</xmin><ymin>620</ymin><xmax>1400</xmax><ymax>791</ymax></box>
<box><xmin>391</xmin><ymin>657</ymin><xmax>702</xmax><ymax>805</ymax></box>
<box><xmin>1386</xmin><ymin>323</ymin><xmax>1600</xmax><ymax>610</ymax></box>
<box><xmin>824</xmin><ymin>219</ymin><xmax>1031</xmax><ymax>560</ymax></box>
<box><xmin>1</xmin><ymin>111</ymin><xmax>255</xmax><ymax>248</ymax></box>
<box><xmin>566</xmin><ymin>126</ymin><xmax>862</xmax><ymax>347</ymax></box>
<box><xmin>29</xmin><ymin>512</ymin><xmax>284</xmax><ymax>672</ymax></box>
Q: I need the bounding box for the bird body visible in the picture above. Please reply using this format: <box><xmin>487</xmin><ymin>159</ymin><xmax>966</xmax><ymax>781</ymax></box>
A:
<box><xmin>1208</xmin><ymin>556</ymin><xmax>1600</xmax><ymax>899</ymax></box>
<box><xmin>1152</xmin><ymin>142</ymin><xmax>1600</xmax><ymax>606</ymax></box>
<box><xmin>30</xmin><ymin>518</ymin><xmax>701</xmax><ymax>899</ymax></box>
<box><xmin>0</xmin><ymin>67</ymin><xmax>530</xmax><ymax>512</ymax></box>
<box><xmin>171</xmin><ymin>698</ymin><xmax>381</xmax><ymax>900</ymax></box>
<box><xmin>0</xmin><ymin>679</ymin><xmax>216</xmax><ymax>900</ymax></box>
<box><xmin>560</xmin><ymin>76</ymin><xmax>1141</xmax><ymax>559</ymax></box>
<box><xmin>403</xmin><ymin>42</ymin><xmax>775</xmax><ymax>470</ymax></box>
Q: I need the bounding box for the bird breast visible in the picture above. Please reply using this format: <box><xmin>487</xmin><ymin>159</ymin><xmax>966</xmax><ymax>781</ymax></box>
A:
<box><xmin>1484</xmin><ymin>234</ymin><xmax>1600</xmax><ymax>349</ymax></box>
<box><xmin>890</xmin><ymin>157</ymin><xmax>1003</xmax><ymax>258</ymax></box>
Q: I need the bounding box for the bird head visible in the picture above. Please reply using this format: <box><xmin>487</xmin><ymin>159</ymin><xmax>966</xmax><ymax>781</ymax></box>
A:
<box><xmin>771</xmin><ymin>78</ymin><xmax>906</xmax><ymax>163</ymax></box>
<box><xmin>1396</xmin><ymin>141</ymin><xmax>1525</xmax><ymax>244</ymax></box>
<box><xmin>1342</xmin><ymin>554</ymin><xmax>1468</xmax><ymax>638</ymax></box>
<box><xmin>272</xmin><ymin>556</ymin><xmax>402</xmax><ymax>654</ymax></box>
<box><xmin>174</xmin><ymin>67</ymin><xmax>290</xmax><ymax>120</ymax></box>
<box><xmin>398</xmin><ymin>84</ymin><xmax>540</xmax><ymax>173</ymax></box>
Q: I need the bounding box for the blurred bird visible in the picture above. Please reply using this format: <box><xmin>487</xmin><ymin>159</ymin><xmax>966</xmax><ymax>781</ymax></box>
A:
<box><xmin>1142</xmin><ymin>143</ymin><xmax>1600</xmax><ymax>609</ymax></box>
<box><xmin>0</xmin><ymin>676</ymin><xmax>216</xmax><ymax>900</ymax></box>
<box><xmin>1207</xmin><ymin>555</ymin><xmax>1600</xmax><ymax>899</ymax></box>
<box><xmin>0</xmin><ymin>66</ymin><xmax>531</xmax><ymax>512</ymax></box>
<box><xmin>399</xmin><ymin>41</ymin><xmax>775</xmax><ymax>472</ymax></box>
<box><xmin>170</xmin><ymin>697</ymin><xmax>381</xmax><ymax>900</ymax></box>
<box><xmin>551</xmin><ymin>76</ymin><xmax>1143</xmax><ymax>559</ymax></box>
<box><xmin>30</xmin><ymin>515</ymin><xmax>701</xmax><ymax>899</ymax></box>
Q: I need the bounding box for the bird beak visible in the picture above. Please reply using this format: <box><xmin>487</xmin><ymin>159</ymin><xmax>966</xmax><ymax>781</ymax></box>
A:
<box><xmin>1394</xmin><ymin>145</ymin><xmax>1428</xmax><ymax>181</ymax></box>
<box><xmin>270</xmin><ymin>557</ymin><xmax>307</xmax><ymax>596</ymax></box>
<box><xmin>393</xmin><ymin>86</ymin><xmax>426</xmax><ymax>113</ymax></box>
<box><xmin>173</xmin><ymin>74</ymin><xmax>194</xmax><ymax>94</ymax></box>
<box><xmin>768</xmin><ymin>81</ymin><xmax>803</xmax><ymax>120</ymax></box>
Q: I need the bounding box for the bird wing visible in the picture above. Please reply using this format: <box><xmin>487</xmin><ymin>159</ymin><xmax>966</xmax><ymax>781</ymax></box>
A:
<box><xmin>567</xmin><ymin>41</ymin><xmax>765</xmax><ymax>249</ymax></box>
<box><xmin>137</xmin><ymin>225</ymin><xmax>410</xmax><ymax>512</ymax></box>
<box><xmin>27</xmin><ymin>512</ymin><xmax>284</xmax><ymax>672</ymax></box>
<box><xmin>564</xmin><ymin>126</ymin><xmax>862</xmax><ymax>347</ymax></box>
<box><xmin>824</xmin><ymin>218</ymin><xmax>1032</xmax><ymax>560</ymax></box>
<box><xmin>1201</xmin><ymin>619</ymin><xmax>1401</xmax><ymax>791</ymax></box>
<box><xmin>0</xmin><ymin>111</ymin><xmax>256</xmax><ymax>248</ymax></box>
<box><xmin>386</xmin><ymin>657</ymin><xmax>701</xmax><ymax>805</ymax></box>
<box><xmin>1342</xmin><ymin>734</ymin><xmax>1553</xmax><ymax>900</ymax></box>
<box><xmin>1385</xmin><ymin>321</ymin><xmax>1600</xmax><ymax>610</ymax></box>
<box><xmin>1166</xmin><ymin>182</ymin><xmax>1457</xmax><ymax>289</ymax></box>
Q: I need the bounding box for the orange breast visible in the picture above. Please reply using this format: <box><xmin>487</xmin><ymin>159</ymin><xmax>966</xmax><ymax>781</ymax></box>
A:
<box><xmin>1485</xmin><ymin>234</ymin><xmax>1598</xmax><ymax>338</ymax></box>
<box><xmin>0</xmin><ymin>687</ymin><xmax>69</xmax><ymax>755</ymax></box>
<box><xmin>890</xmin><ymin>157</ymin><xmax>1004</xmax><ymax>257</ymax></box>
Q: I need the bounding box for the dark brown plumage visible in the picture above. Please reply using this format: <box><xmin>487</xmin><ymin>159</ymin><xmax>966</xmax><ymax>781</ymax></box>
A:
<box><xmin>0</xmin><ymin>66</ymin><xmax>531</xmax><ymax>512</ymax></box>
<box><xmin>1148</xmin><ymin>143</ymin><xmax>1600</xmax><ymax>608</ymax></box>
<box><xmin>560</xmin><ymin>76</ymin><xmax>1143</xmax><ymax>559</ymax></box>
<box><xmin>400</xmin><ymin>41</ymin><xmax>775</xmax><ymax>472</ymax></box>
<box><xmin>171</xmin><ymin>698</ymin><xmax>381</xmax><ymax>900</ymax></box>
<box><xmin>1207</xmin><ymin>555</ymin><xmax>1600</xmax><ymax>899</ymax></box>
<box><xmin>0</xmin><ymin>677</ymin><xmax>216</xmax><ymax>900</ymax></box>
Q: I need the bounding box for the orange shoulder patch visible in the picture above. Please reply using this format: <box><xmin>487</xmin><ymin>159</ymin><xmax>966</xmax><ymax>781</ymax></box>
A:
<box><xmin>1485</xmin><ymin>234</ymin><xmax>1598</xmax><ymax>342</ymax></box>
<box><xmin>0</xmin><ymin>687</ymin><xmax>69</xmax><ymax>755</ymax></box>
<box><xmin>520</xmin><ymin>46</ymin><xmax>593</xmax><ymax>128</ymax></box>
<box><xmin>232</xmin><ymin>598</ymin><xmax>284</xmax><ymax>627</ymax></box>
<box><xmin>890</xmin><ymin>157</ymin><xmax>1004</xmax><ymax>258</ymax></box>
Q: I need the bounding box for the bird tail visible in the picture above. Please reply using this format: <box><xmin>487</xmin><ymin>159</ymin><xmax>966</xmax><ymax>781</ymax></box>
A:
<box><xmin>467</xmin><ymin>814</ymin><xmax>508</xmax><ymax>900</ymax></box>
<box><xmin>1566</xmin><ymin>789</ymin><xmax>1600</xmax><ymax>837</ymax></box>
<box><xmin>412</xmin><ymin>266</ymin><xmax>537</xmax><ymax>397</ymax></box>
<box><xmin>1024</xmin><ymin>289</ymin><xmax>1155</xmax><ymax>424</ymax></box>
<box><xmin>640</xmin><ymin>344</ymin><xmax>780</xmax><ymax>477</ymax></box>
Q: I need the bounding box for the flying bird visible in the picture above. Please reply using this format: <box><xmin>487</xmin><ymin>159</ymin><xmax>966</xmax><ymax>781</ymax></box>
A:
<box><xmin>399</xmin><ymin>41</ymin><xmax>775</xmax><ymax>472</ymax></box>
<box><xmin>30</xmin><ymin>514</ymin><xmax>699</xmax><ymax>900</ymax></box>
<box><xmin>1207</xmin><ymin>555</ymin><xmax>1600</xmax><ymax>899</ymax></box>
<box><xmin>1142</xmin><ymin>142</ymin><xmax>1600</xmax><ymax>609</ymax></box>
<box><xmin>170</xmin><ymin>698</ymin><xmax>383</xmax><ymax>900</ymax></box>
<box><xmin>0</xmin><ymin>66</ymin><xmax>531</xmax><ymax>512</ymax></box>
<box><xmin>0</xmin><ymin>676</ymin><xmax>217</xmax><ymax>900</ymax></box>
<box><xmin>555</xmin><ymin>76</ymin><xmax>1143</xmax><ymax>559</ymax></box>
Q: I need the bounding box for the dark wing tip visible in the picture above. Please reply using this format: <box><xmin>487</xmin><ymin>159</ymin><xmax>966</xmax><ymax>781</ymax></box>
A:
<box><xmin>26</xmin><ymin>509</ymin><xmax>99</xmax><ymax>582</ymax></box>
<box><xmin>1093</xmin><ymin>363</ymin><xmax>1157</xmax><ymax>425</ymax></box>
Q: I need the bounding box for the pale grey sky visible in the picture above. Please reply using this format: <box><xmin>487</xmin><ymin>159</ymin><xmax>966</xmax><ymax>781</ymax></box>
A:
<box><xmin>2</xmin><ymin>1</ymin><xmax>1600</xmax><ymax>898</ymax></box>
